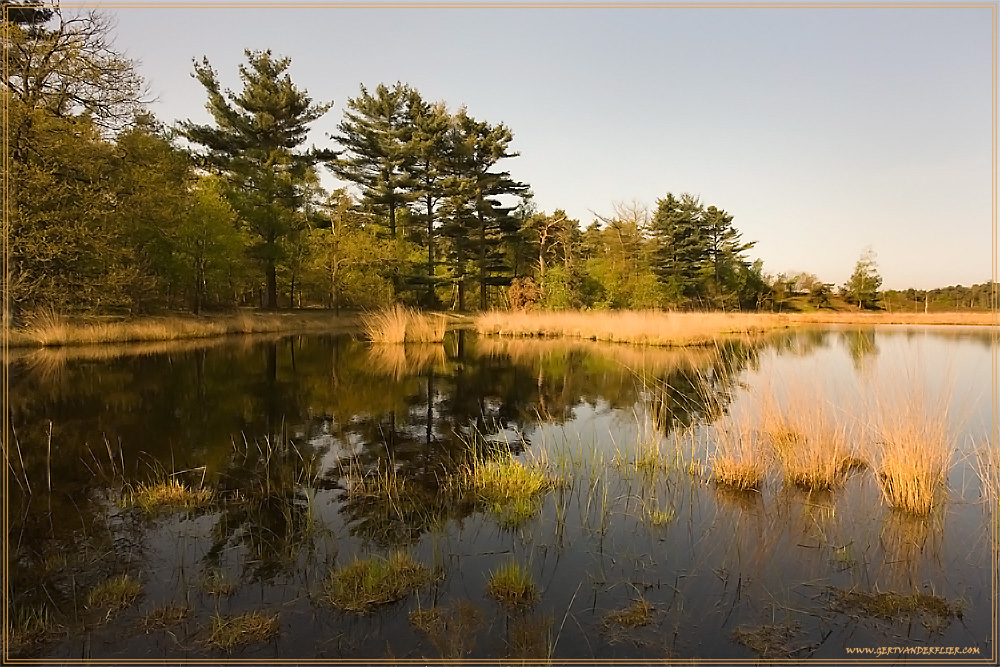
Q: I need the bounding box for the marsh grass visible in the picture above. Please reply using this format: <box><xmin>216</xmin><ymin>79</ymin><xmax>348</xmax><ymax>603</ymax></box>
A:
<box><xmin>873</xmin><ymin>391</ymin><xmax>951</xmax><ymax>515</ymax></box>
<box><xmin>603</xmin><ymin>598</ymin><xmax>654</xmax><ymax>627</ymax></box>
<box><xmin>139</xmin><ymin>603</ymin><xmax>189</xmax><ymax>632</ymax></box>
<box><xmin>324</xmin><ymin>552</ymin><xmax>431</xmax><ymax>613</ymax></box>
<box><xmin>409</xmin><ymin>601</ymin><xmax>484</xmax><ymax>658</ymax></box>
<box><xmin>973</xmin><ymin>441</ymin><xmax>999</xmax><ymax>506</ymax></box>
<box><xmin>123</xmin><ymin>478</ymin><xmax>213</xmax><ymax>514</ymax></box>
<box><xmin>201</xmin><ymin>571</ymin><xmax>238</xmax><ymax>597</ymax></box>
<box><xmin>508</xmin><ymin>614</ymin><xmax>554</xmax><ymax>660</ymax></box>
<box><xmin>9</xmin><ymin>606</ymin><xmax>59</xmax><ymax>653</ymax></box>
<box><xmin>710</xmin><ymin>423</ymin><xmax>766</xmax><ymax>491</ymax></box>
<box><xmin>831</xmin><ymin>588</ymin><xmax>962</xmax><ymax>620</ymax></box>
<box><xmin>486</xmin><ymin>561</ymin><xmax>538</xmax><ymax>607</ymax></box>
<box><xmin>362</xmin><ymin>305</ymin><xmax>447</xmax><ymax>343</ymax></box>
<box><xmin>86</xmin><ymin>573</ymin><xmax>142</xmax><ymax>611</ymax></box>
<box><xmin>13</xmin><ymin>309</ymin><xmax>354</xmax><ymax>347</ymax></box>
<box><xmin>760</xmin><ymin>388</ymin><xmax>867</xmax><ymax>491</ymax></box>
<box><xmin>731</xmin><ymin>623</ymin><xmax>802</xmax><ymax>658</ymax></box>
<box><xmin>456</xmin><ymin>453</ymin><xmax>557</xmax><ymax>528</ymax></box>
<box><xmin>476</xmin><ymin>310</ymin><xmax>781</xmax><ymax>346</ymax></box>
<box><xmin>207</xmin><ymin>611</ymin><xmax>279</xmax><ymax>651</ymax></box>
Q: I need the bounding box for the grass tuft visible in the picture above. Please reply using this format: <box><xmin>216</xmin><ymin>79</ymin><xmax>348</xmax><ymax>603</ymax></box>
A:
<box><xmin>86</xmin><ymin>573</ymin><xmax>142</xmax><ymax>611</ymax></box>
<box><xmin>873</xmin><ymin>392</ymin><xmax>951</xmax><ymax>515</ymax></box>
<box><xmin>486</xmin><ymin>561</ymin><xmax>538</xmax><ymax>607</ymax></box>
<box><xmin>139</xmin><ymin>603</ymin><xmax>189</xmax><ymax>632</ymax></box>
<box><xmin>731</xmin><ymin>623</ymin><xmax>802</xmax><ymax>658</ymax></box>
<box><xmin>324</xmin><ymin>552</ymin><xmax>431</xmax><ymax>613</ymax></box>
<box><xmin>362</xmin><ymin>305</ymin><xmax>447</xmax><ymax>343</ymax></box>
<box><xmin>457</xmin><ymin>453</ymin><xmax>556</xmax><ymax>528</ymax></box>
<box><xmin>123</xmin><ymin>478</ymin><xmax>213</xmax><ymax>514</ymax></box>
<box><xmin>207</xmin><ymin>612</ymin><xmax>279</xmax><ymax>651</ymax></box>
<box><xmin>831</xmin><ymin>588</ymin><xmax>962</xmax><ymax>620</ymax></box>
<box><xmin>710</xmin><ymin>424</ymin><xmax>766</xmax><ymax>491</ymax></box>
<box><xmin>603</xmin><ymin>598</ymin><xmax>654</xmax><ymax>627</ymax></box>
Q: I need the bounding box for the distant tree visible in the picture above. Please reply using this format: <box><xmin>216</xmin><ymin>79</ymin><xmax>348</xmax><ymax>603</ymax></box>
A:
<box><xmin>178</xmin><ymin>50</ymin><xmax>332</xmax><ymax>310</ymax></box>
<box><xmin>843</xmin><ymin>248</ymin><xmax>882</xmax><ymax>309</ymax></box>
<box><xmin>650</xmin><ymin>193</ymin><xmax>707</xmax><ymax>305</ymax></box>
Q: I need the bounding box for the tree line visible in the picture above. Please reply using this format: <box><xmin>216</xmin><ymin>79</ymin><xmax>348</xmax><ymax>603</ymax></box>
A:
<box><xmin>6</xmin><ymin>3</ymin><xmax>988</xmax><ymax>317</ymax></box>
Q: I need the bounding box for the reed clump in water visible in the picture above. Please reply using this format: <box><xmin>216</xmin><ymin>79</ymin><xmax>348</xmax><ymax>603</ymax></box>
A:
<box><xmin>85</xmin><ymin>573</ymin><xmax>142</xmax><ymax>611</ymax></box>
<box><xmin>710</xmin><ymin>424</ymin><xmax>767</xmax><ymax>491</ymax></box>
<box><xmin>324</xmin><ymin>552</ymin><xmax>431</xmax><ymax>613</ymax></box>
<box><xmin>362</xmin><ymin>305</ymin><xmax>447</xmax><ymax>343</ymax></box>
<box><xmin>486</xmin><ymin>561</ymin><xmax>538</xmax><ymax>607</ymax></box>
<box><xmin>760</xmin><ymin>388</ymin><xmax>866</xmax><ymax>491</ymax></box>
<box><xmin>873</xmin><ymin>391</ymin><xmax>951</xmax><ymax>516</ymax></box>
<box><xmin>207</xmin><ymin>612</ymin><xmax>279</xmax><ymax>651</ymax></box>
<box><xmin>603</xmin><ymin>598</ymin><xmax>654</xmax><ymax>627</ymax></box>
<box><xmin>122</xmin><ymin>478</ymin><xmax>214</xmax><ymax>514</ymax></box>
<box><xmin>454</xmin><ymin>452</ymin><xmax>557</xmax><ymax>528</ymax></box>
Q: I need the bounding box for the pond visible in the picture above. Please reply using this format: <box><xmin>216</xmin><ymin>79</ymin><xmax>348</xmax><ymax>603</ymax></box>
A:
<box><xmin>5</xmin><ymin>325</ymin><xmax>997</xmax><ymax>661</ymax></box>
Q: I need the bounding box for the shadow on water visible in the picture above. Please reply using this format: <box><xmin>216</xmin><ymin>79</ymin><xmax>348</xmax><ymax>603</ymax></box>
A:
<box><xmin>5</xmin><ymin>326</ymin><xmax>995</xmax><ymax>659</ymax></box>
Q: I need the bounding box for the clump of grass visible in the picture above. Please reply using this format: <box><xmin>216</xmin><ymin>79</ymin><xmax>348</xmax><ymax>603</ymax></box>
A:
<box><xmin>139</xmin><ymin>603</ymin><xmax>189</xmax><ymax>632</ymax></box>
<box><xmin>974</xmin><ymin>442</ymin><xmax>1000</xmax><ymax>505</ymax></box>
<box><xmin>604</xmin><ymin>598</ymin><xmax>654</xmax><ymax>627</ymax></box>
<box><xmin>643</xmin><ymin>506</ymin><xmax>675</xmax><ymax>526</ymax></box>
<box><xmin>201</xmin><ymin>570</ymin><xmax>238</xmax><ymax>597</ymax></box>
<box><xmin>760</xmin><ymin>388</ymin><xmax>866</xmax><ymax>491</ymax></box>
<box><xmin>831</xmin><ymin>588</ymin><xmax>962</xmax><ymax>620</ymax></box>
<box><xmin>86</xmin><ymin>573</ymin><xmax>142</xmax><ymax>611</ymax></box>
<box><xmin>456</xmin><ymin>453</ymin><xmax>556</xmax><ymax>528</ymax></box>
<box><xmin>324</xmin><ymin>552</ymin><xmax>431</xmax><ymax>613</ymax></box>
<box><xmin>873</xmin><ymin>392</ymin><xmax>951</xmax><ymax>515</ymax></box>
<box><xmin>409</xmin><ymin>601</ymin><xmax>484</xmax><ymax>658</ymax></box>
<box><xmin>207</xmin><ymin>612</ymin><xmax>279</xmax><ymax>651</ymax></box>
<box><xmin>710</xmin><ymin>424</ymin><xmax>766</xmax><ymax>491</ymax></box>
<box><xmin>123</xmin><ymin>478</ymin><xmax>214</xmax><ymax>514</ymax></box>
<box><xmin>731</xmin><ymin>623</ymin><xmax>802</xmax><ymax>658</ymax></box>
<box><xmin>9</xmin><ymin>606</ymin><xmax>58</xmax><ymax>654</ymax></box>
<box><xmin>362</xmin><ymin>305</ymin><xmax>446</xmax><ymax>343</ymax></box>
<box><xmin>486</xmin><ymin>561</ymin><xmax>538</xmax><ymax>607</ymax></box>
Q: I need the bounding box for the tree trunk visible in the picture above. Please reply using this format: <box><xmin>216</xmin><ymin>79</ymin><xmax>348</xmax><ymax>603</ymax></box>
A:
<box><xmin>266</xmin><ymin>260</ymin><xmax>278</xmax><ymax>311</ymax></box>
<box><xmin>479</xmin><ymin>211</ymin><xmax>487</xmax><ymax>310</ymax></box>
<box><xmin>427</xmin><ymin>194</ymin><xmax>435</xmax><ymax>306</ymax></box>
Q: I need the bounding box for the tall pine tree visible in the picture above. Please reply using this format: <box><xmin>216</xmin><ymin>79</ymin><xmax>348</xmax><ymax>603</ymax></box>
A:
<box><xmin>178</xmin><ymin>50</ymin><xmax>331</xmax><ymax>310</ymax></box>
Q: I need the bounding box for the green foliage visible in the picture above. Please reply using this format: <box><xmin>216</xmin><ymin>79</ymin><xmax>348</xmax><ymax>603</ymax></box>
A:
<box><xmin>842</xmin><ymin>248</ymin><xmax>883</xmax><ymax>309</ymax></box>
<box><xmin>178</xmin><ymin>49</ymin><xmax>331</xmax><ymax>310</ymax></box>
<box><xmin>540</xmin><ymin>266</ymin><xmax>577</xmax><ymax>310</ymax></box>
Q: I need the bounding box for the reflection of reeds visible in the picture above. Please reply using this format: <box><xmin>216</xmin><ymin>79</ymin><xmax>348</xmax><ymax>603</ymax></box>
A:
<box><xmin>876</xmin><ymin>510</ymin><xmax>944</xmax><ymax>591</ymax></box>
<box><xmin>409</xmin><ymin>601</ymin><xmax>484</xmax><ymax>658</ymax></box>
<box><xmin>362</xmin><ymin>306</ymin><xmax>447</xmax><ymax>343</ymax></box>
<box><xmin>363</xmin><ymin>343</ymin><xmax>447</xmax><ymax>379</ymax></box>
<box><xmin>973</xmin><ymin>442</ymin><xmax>999</xmax><ymax>506</ymax></box>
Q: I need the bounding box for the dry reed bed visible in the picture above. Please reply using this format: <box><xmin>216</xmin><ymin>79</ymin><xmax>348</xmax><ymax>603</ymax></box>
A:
<box><xmin>362</xmin><ymin>305</ymin><xmax>448</xmax><ymax>343</ymax></box>
<box><xmin>10</xmin><ymin>310</ymin><xmax>359</xmax><ymax>347</ymax></box>
<box><xmin>476</xmin><ymin>310</ymin><xmax>786</xmax><ymax>346</ymax></box>
<box><xmin>707</xmin><ymin>380</ymin><xmax>955</xmax><ymax>515</ymax></box>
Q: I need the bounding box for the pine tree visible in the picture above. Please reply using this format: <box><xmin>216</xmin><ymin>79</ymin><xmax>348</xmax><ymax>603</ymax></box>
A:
<box><xmin>332</xmin><ymin>82</ymin><xmax>416</xmax><ymax>239</ymax></box>
<box><xmin>178</xmin><ymin>50</ymin><xmax>331</xmax><ymax>311</ymax></box>
<box><xmin>650</xmin><ymin>193</ymin><xmax>707</xmax><ymax>304</ymax></box>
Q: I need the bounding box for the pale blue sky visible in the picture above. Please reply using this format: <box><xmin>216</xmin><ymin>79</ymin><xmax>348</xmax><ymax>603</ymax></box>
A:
<box><xmin>101</xmin><ymin>2</ymin><xmax>994</xmax><ymax>290</ymax></box>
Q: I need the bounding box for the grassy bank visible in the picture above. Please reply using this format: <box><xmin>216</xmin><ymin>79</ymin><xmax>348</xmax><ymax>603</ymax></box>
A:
<box><xmin>476</xmin><ymin>310</ymin><xmax>997</xmax><ymax>346</ymax></box>
<box><xmin>7</xmin><ymin>310</ymin><xmax>362</xmax><ymax>348</ymax></box>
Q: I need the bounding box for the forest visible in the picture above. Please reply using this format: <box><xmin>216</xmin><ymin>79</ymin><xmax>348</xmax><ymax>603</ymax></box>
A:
<box><xmin>5</xmin><ymin>4</ymin><xmax>995</xmax><ymax>319</ymax></box>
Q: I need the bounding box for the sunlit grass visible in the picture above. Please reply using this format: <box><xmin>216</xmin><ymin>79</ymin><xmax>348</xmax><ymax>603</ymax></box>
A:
<box><xmin>362</xmin><ymin>305</ymin><xmax>447</xmax><ymax>343</ymax></box>
<box><xmin>455</xmin><ymin>453</ymin><xmax>557</xmax><ymax>528</ymax></box>
<box><xmin>476</xmin><ymin>310</ymin><xmax>782</xmax><ymax>346</ymax></box>
<box><xmin>486</xmin><ymin>561</ymin><xmax>538</xmax><ymax>607</ymax></box>
<box><xmin>13</xmin><ymin>308</ymin><xmax>355</xmax><ymax>347</ymax></box>
<box><xmin>122</xmin><ymin>478</ymin><xmax>213</xmax><ymax>514</ymax></box>
<box><xmin>873</xmin><ymin>391</ymin><xmax>951</xmax><ymax>515</ymax></box>
<box><xmin>86</xmin><ymin>573</ymin><xmax>142</xmax><ymax>611</ymax></box>
<box><xmin>8</xmin><ymin>605</ymin><xmax>58</xmax><ymax>653</ymax></box>
<box><xmin>207</xmin><ymin>611</ymin><xmax>279</xmax><ymax>651</ymax></box>
<box><xmin>324</xmin><ymin>552</ymin><xmax>431</xmax><ymax>613</ymax></box>
<box><xmin>710</xmin><ymin>424</ymin><xmax>766</xmax><ymax>491</ymax></box>
<box><xmin>139</xmin><ymin>603</ymin><xmax>189</xmax><ymax>632</ymax></box>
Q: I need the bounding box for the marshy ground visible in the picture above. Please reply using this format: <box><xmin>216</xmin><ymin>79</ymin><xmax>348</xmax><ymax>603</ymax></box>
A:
<box><xmin>5</xmin><ymin>323</ymin><xmax>996</xmax><ymax>660</ymax></box>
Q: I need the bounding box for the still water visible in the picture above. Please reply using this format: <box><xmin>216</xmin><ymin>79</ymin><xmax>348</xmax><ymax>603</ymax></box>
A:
<box><xmin>6</xmin><ymin>326</ymin><xmax>997</xmax><ymax>661</ymax></box>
